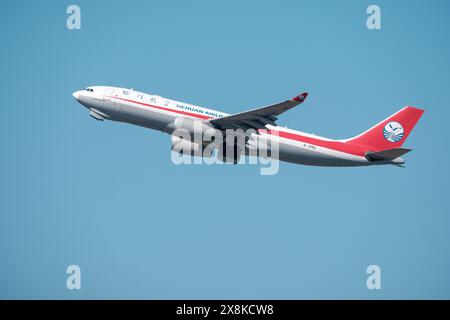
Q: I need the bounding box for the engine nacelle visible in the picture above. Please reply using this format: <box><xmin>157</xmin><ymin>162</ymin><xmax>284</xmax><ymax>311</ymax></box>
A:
<box><xmin>171</xmin><ymin>136</ymin><xmax>214</xmax><ymax>158</ymax></box>
<box><xmin>166</xmin><ymin>117</ymin><xmax>221</xmax><ymax>138</ymax></box>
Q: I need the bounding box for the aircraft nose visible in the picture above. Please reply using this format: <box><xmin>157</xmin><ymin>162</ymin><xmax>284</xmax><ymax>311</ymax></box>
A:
<box><xmin>72</xmin><ymin>91</ymin><xmax>81</xmax><ymax>101</ymax></box>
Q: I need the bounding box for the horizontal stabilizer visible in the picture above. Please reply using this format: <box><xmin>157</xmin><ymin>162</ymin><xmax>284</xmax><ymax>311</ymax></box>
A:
<box><xmin>208</xmin><ymin>92</ymin><xmax>309</xmax><ymax>130</ymax></box>
<box><xmin>365</xmin><ymin>148</ymin><xmax>412</xmax><ymax>161</ymax></box>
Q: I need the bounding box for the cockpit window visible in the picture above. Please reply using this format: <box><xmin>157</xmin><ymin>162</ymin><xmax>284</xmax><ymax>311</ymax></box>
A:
<box><xmin>85</xmin><ymin>88</ymin><xmax>94</xmax><ymax>92</ymax></box>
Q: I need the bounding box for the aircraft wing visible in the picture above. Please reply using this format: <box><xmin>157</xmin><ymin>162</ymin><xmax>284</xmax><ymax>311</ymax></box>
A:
<box><xmin>208</xmin><ymin>92</ymin><xmax>308</xmax><ymax>130</ymax></box>
<box><xmin>365</xmin><ymin>148</ymin><xmax>412</xmax><ymax>161</ymax></box>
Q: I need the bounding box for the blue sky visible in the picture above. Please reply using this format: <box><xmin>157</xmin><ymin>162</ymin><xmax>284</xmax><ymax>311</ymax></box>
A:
<box><xmin>0</xmin><ymin>0</ymin><xmax>449</xmax><ymax>299</ymax></box>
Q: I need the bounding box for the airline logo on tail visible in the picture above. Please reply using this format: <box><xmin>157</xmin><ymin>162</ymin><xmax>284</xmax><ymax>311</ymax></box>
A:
<box><xmin>383</xmin><ymin>121</ymin><xmax>404</xmax><ymax>143</ymax></box>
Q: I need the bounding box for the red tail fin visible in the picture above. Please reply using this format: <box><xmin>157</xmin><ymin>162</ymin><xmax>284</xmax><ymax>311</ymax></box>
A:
<box><xmin>346</xmin><ymin>106</ymin><xmax>424</xmax><ymax>151</ymax></box>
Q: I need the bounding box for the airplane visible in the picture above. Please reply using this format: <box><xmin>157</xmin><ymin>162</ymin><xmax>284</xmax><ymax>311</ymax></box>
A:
<box><xmin>72</xmin><ymin>86</ymin><xmax>424</xmax><ymax>167</ymax></box>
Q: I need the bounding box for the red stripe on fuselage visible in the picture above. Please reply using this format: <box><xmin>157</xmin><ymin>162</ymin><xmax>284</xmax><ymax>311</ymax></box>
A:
<box><xmin>109</xmin><ymin>96</ymin><xmax>366</xmax><ymax>157</ymax></box>
<box><xmin>260</xmin><ymin>129</ymin><xmax>366</xmax><ymax>157</ymax></box>
<box><xmin>109</xmin><ymin>96</ymin><xmax>213</xmax><ymax>120</ymax></box>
